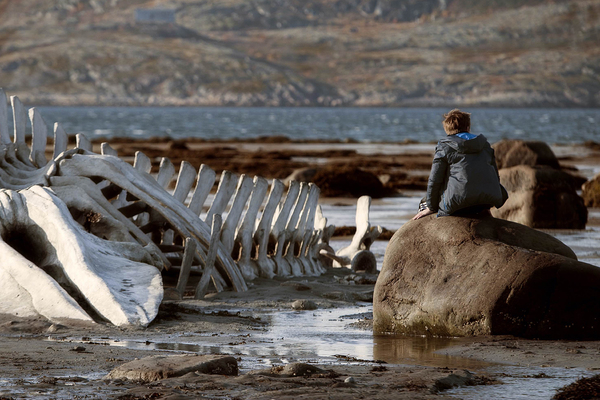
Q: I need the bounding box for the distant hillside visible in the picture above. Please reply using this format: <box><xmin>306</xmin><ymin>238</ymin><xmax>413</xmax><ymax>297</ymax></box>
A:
<box><xmin>0</xmin><ymin>0</ymin><xmax>598</xmax><ymax>107</ymax></box>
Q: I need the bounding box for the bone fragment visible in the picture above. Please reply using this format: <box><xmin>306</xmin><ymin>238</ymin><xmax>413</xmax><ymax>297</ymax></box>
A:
<box><xmin>175</xmin><ymin>238</ymin><xmax>197</xmax><ymax>298</ymax></box>
<box><xmin>195</xmin><ymin>214</ymin><xmax>222</xmax><ymax>299</ymax></box>
<box><xmin>188</xmin><ymin>164</ymin><xmax>216</xmax><ymax>216</ymax></box>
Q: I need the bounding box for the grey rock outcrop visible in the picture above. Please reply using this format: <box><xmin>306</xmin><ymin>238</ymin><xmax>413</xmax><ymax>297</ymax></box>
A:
<box><xmin>373</xmin><ymin>215</ymin><xmax>600</xmax><ymax>339</ymax></box>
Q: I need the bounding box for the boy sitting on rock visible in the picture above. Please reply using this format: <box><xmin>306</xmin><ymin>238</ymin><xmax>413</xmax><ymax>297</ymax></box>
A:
<box><xmin>413</xmin><ymin>109</ymin><xmax>507</xmax><ymax>220</ymax></box>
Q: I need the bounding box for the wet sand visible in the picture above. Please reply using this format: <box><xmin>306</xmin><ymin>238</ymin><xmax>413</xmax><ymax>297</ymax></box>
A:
<box><xmin>2</xmin><ymin>138</ymin><xmax>600</xmax><ymax>399</ymax></box>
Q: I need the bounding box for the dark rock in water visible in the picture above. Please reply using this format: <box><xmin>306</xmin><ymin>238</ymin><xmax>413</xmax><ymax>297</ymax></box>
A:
<box><xmin>373</xmin><ymin>215</ymin><xmax>600</xmax><ymax>339</ymax></box>
<box><xmin>104</xmin><ymin>354</ymin><xmax>238</xmax><ymax>382</ymax></box>
<box><xmin>553</xmin><ymin>374</ymin><xmax>600</xmax><ymax>400</ymax></box>
<box><xmin>493</xmin><ymin>165</ymin><xmax>587</xmax><ymax>229</ymax></box>
<box><xmin>284</xmin><ymin>167</ymin><xmax>318</xmax><ymax>185</ymax></box>
<box><xmin>582</xmin><ymin>173</ymin><xmax>600</xmax><ymax>207</ymax></box>
<box><xmin>249</xmin><ymin>362</ymin><xmax>338</xmax><ymax>378</ymax></box>
<box><xmin>492</xmin><ymin>139</ymin><xmax>560</xmax><ymax>169</ymax></box>
<box><xmin>291</xmin><ymin>299</ymin><xmax>318</xmax><ymax>310</ymax></box>
<box><xmin>312</xmin><ymin>165</ymin><xmax>387</xmax><ymax>198</ymax></box>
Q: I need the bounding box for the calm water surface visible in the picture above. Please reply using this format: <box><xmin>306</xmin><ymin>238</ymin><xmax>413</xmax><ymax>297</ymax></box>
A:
<box><xmin>31</xmin><ymin>106</ymin><xmax>600</xmax><ymax>144</ymax></box>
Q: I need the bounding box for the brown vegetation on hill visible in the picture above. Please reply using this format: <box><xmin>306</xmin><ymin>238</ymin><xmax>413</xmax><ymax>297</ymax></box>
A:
<box><xmin>0</xmin><ymin>0</ymin><xmax>599</xmax><ymax>107</ymax></box>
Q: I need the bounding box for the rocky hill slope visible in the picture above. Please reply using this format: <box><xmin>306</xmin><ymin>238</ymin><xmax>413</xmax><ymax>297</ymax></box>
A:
<box><xmin>0</xmin><ymin>0</ymin><xmax>598</xmax><ymax>107</ymax></box>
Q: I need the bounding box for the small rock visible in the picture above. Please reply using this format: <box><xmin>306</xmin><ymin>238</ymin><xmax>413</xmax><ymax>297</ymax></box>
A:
<box><xmin>345</xmin><ymin>376</ymin><xmax>355</xmax><ymax>383</ymax></box>
<box><xmin>71</xmin><ymin>346</ymin><xmax>86</xmax><ymax>352</ymax></box>
<box><xmin>104</xmin><ymin>354</ymin><xmax>238</xmax><ymax>382</ymax></box>
<box><xmin>291</xmin><ymin>300</ymin><xmax>318</xmax><ymax>310</ymax></box>
<box><xmin>280</xmin><ymin>281</ymin><xmax>311</xmax><ymax>291</ymax></box>
<box><xmin>46</xmin><ymin>324</ymin><xmax>64</xmax><ymax>333</ymax></box>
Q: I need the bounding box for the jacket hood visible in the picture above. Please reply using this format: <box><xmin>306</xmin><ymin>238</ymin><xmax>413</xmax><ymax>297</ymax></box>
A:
<box><xmin>440</xmin><ymin>133</ymin><xmax>488</xmax><ymax>154</ymax></box>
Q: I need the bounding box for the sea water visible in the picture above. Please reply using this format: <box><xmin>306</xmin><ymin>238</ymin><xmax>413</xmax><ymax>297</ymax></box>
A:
<box><xmin>28</xmin><ymin>106</ymin><xmax>600</xmax><ymax>144</ymax></box>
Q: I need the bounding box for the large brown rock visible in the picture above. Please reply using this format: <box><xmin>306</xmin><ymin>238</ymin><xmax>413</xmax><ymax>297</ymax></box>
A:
<box><xmin>582</xmin><ymin>173</ymin><xmax>600</xmax><ymax>207</ymax></box>
<box><xmin>104</xmin><ymin>354</ymin><xmax>238</xmax><ymax>382</ymax></box>
<box><xmin>492</xmin><ymin>139</ymin><xmax>560</xmax><ymax>169</ymax></box>
<box><xmin>492</xmin><ymin>165</ymin><xmax>587</xmax><ymax>229</ymax></box>
<box><xmin>373</xmin><ymin>215</ymin><xmax>600</xmax><ymax>339</ymax></box>
<box><xmin>311</xmin><ymin>165</ymin><xmax>387</xmax><ymax>198</ymax></box>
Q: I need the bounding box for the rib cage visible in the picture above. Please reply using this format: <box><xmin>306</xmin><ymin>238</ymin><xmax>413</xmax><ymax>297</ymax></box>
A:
<box><xmin>0</xmin><ymin>89</ymin><xmax>340</xmax><ymax>296</ymax></box>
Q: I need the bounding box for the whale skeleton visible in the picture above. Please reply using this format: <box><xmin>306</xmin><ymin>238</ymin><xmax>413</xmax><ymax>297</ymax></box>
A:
<box><xmin>0</xmin><ymin>89</ymin><xmax>381</xmax><ymax>326</ymax></box>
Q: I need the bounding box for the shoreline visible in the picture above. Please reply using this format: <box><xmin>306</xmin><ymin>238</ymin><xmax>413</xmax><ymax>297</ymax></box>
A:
<box><xmin>3</xmin><ymin>138</ymin><xmax>599</xmax><ymax>398</ymax></box>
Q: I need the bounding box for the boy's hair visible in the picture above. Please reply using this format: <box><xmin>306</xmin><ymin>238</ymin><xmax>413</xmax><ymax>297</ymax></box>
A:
<box><xmin>443</xmin><ymin>109</ymin><xmax>471</xmax><ymax>135</ymax></box>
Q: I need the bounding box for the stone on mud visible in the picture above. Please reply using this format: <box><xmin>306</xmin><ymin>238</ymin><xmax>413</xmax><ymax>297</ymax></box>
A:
<box><xmin>492</xmin><ymin>165</ymin><xmax>587</xmax><ymax>229</ymax></box>
<box><xmin>311</xmin><ymin>165</ymin><xmax>386</xmax><ymax>198</ymax></box>
<box><xmin>104</xmin><ymin>354</ymin><xmax>238</xmax><ymax>382</ymax></box>
<box><xmin>373</xmin><ymin>215</ymin><xmax>600</xmax><ymax>339</ymax></box>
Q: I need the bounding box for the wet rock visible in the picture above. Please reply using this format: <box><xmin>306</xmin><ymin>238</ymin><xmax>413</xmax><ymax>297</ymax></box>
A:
<box><xmin>311</xmin><ymin>165</ymin><xmax>387</xmax><ymax>198</ymax></box>
<box><xmin>373</xmin><ymin>215</ymin><xmax>600</xmax><ymax>339</ymax></box>
<box><xmin>104</xmin><ymin>354</ymin><xmax>238</xmax><ymax>382</ymax></box>
<box><xmin>492</xmin><ymin>139</ymin><xmax>560</xmax><ymax>169</ymax></box>
<box><xmin>162</xmin><ymin>287</ymin><xmax>182</xmax><ymax>301</ymax></box>
<box><xmin>432</xmin><ymin>370</ymin><xmax>475</xmax><ymax>392</ymax></box>
<box><xmin>291</xmin><ymin>299</ymin><xmax>318</xmax><ymax>310</ymax></box>
<box><xmin>345</xmin><ymin>376</ymin><xmax>356</xmax><ymax>383</ymax></box>
<box><xmin>582</xmin><ymin>173</ymin><xmax>600</xmax><ymax>207</ymax></box>
<box><xmin>553</xmin><ymin>374</ymin><xmax>600</xmax><ymax>400</ymax></box>
<box><xmin>492</xmin><ymin>165</ymin><xmax>587</xmax><ymax>229</ymax></box>
<box><xmin>250</xmin><ymin>362</ymin><xmax>337</xmax><ymax>378</ymax></box>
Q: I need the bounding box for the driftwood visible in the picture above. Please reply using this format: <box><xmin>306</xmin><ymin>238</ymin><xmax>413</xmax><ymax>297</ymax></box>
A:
<box><xmin>0</xmin><ymin>89</ymin><xmax>381</xmax><ymax>326</ymax></box>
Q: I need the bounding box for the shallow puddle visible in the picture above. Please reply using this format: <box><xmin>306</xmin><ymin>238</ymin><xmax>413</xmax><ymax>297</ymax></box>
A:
<box><xmin>446</xmin><ymin>365</ymin><xmax>595</xmax><ymax>400</ymax></box>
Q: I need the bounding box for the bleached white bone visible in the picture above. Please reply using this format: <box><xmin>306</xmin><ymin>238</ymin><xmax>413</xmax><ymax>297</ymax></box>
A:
<box><xmin>56</xmin><ymin>154</ymin><xmax>247</xmax><ymax>292</ymax></box>
<box><xmin>54</xmin><ymin>123</ymin><xmax>69</xmax><ymax>159</ymax></box>
<box><xmin>294</xmin><ymin>183</ymin><xmax>320</xmax><ymax>275</ymax></box>
<box><xmin>283</xmin><ymin>183</ymin><xmax>309</xmax><ymax>276</ymax></box>
<box><xmin>134</xmin><ymin>151</ymin><xmax>152</xmax><ymax>174</ymax></box>
<box><xmin>332</xmin><ymin>195</ymin><xmax>381</xmax><ymax>273</ymax></box>
<box><xmin>0</xmin><ymin>89</ymin><xmax>10</xmax><ymax>144</ymax></box>
<box><xmin>254</xmin><ymin>179</ymin><xmax>284</xmax><ymax>278</ymax></box>
<box><xmin>221</xmin><ymin>174</ymin><xmax>253</xmax><ymax>256</ymax></box>
<box><xmin>156</xmin><ymin>157</ymin><xmax>176</xmax><ymax>189</ymax></box>
<box><xmin>195</xmin><ymin>214</ymin><xmax>223</xmax><ymax>299</ymax></box>
<box><xmin>188</xmin><ymin>164</ymin><xmax>216</xmax><ymax>216</ymax></box>
<box><xmin>101</xmin><ymin>142</ymin><xmax>118</xmax><ymax>157</ymax></box>
<box><xmin>29</xmin><ymin>108</ymin><xmax>48</xmax><ymax>167</ymax></box>
<box><xmin>0</xmin><ymin>186</ymin><xmax>163</xmax><ymax>326</ymax></box>
<box><xmin>175</xmin><ymin>238</ymin><xmax>197</xmax><ymax>298</ymax></box>
<box><xmin>236</xmin><ymin>176</ymin><xmax>268</xmax><ymax>280</ymax></box>
<box><xmin>270</xmin><ymin>180</ymin><xmax>300</xmax><ymax>249</ymax></box>
<box><xmin>76</xmin><ymin>133</ymin><xmax>92</xmax><ymax>152</ymax></box>
<box><xmin>10</xmin><ymin>96</ymin><xmax>35</xmax><ymax>168</ymax></box>
<box><xmin>163</xmin><ymin>161</ymin><xmax>197</xmax><ymax>246</ymax></box>
<box><xmin>206</xmin><ymin>170</ymin><xmax>237</xmax><ymax>228</ymax></box>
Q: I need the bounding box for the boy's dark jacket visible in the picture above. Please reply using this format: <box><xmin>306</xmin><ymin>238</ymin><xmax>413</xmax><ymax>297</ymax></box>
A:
<box><xmin>426</xmin><ymin>133</ymin><xmax>508</xmax><ymax>215</ymax></box>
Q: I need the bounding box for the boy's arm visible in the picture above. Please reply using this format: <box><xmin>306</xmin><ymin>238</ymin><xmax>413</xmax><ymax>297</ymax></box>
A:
<box><xmin>426</xmin><ymin>145</ymin><xmax>448</xmax><ymax>212</ymax></box>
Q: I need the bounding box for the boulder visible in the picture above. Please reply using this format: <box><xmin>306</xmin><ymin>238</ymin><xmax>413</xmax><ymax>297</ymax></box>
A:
<box><xmin>284</xmin><ymin>167</ymin><xmax>318</xmax><ymax>186</ymax></box>
<box><xmin>104</xmin><ymin>354</ymin><xmax>238</xmax><ymax>382</ymax></box>
<box><xmin>373</xmin><ymin>215</ymin><xmax>600</xmax><ymax>339</ymax></box>
<box><xmin>492</xmin><ymin>165</ymin><xmax>587</xmax><ymax>229</ymax></box>
<box><xmin>311</xmin><ymin>165</ymin><xmax>387</xmax><ymax>198</ymax></box>
<box><xmin>582</xmin><ymin>173</ymin><xmax>600</xmax><ymax>207</ymax></box>
<box><xmin>492</xmin><ymin>139</ymin><xmax>560</xmax><ymax>169</ymax></box>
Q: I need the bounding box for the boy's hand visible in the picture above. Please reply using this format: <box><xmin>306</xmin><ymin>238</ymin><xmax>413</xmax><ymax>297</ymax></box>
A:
<box><xmin>412</xmin><ymin>207</ymin><xmax>435</xmax><ymax>220</ymax></box>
